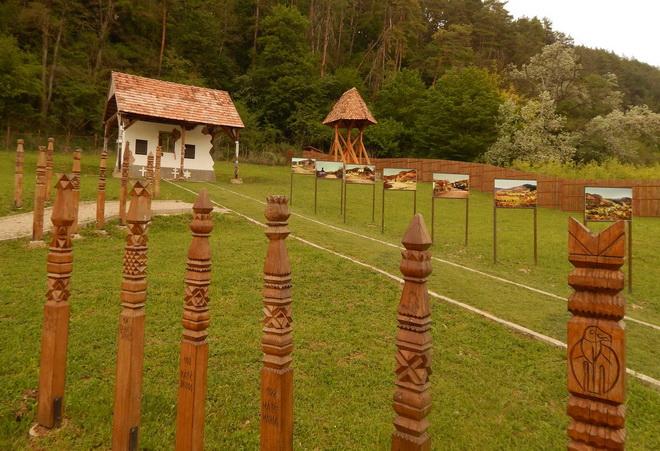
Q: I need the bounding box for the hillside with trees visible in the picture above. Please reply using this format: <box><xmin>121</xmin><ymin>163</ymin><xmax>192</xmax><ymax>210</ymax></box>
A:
<box><xmin>1</xmin><ymin>0</ymin><xmax>658</xmax><ymax>165</ymax></box>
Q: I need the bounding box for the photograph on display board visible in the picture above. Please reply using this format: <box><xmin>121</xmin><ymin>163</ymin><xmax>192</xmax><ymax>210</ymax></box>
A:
<box><xmin>383</xmin><ymin>168</ymin><xmax>417</xmax><ymax>191</ymax></box>
<box><xmin>494</xmin><ymin>179</ymin><xmax>537</xmax><ymax>208</ymax></box>
<box><xmin>585</xmin><ymin>187</ymin><xmax>633</xmax><ymax>221</ymax></box>
<box><xmin>433</xmin><ymin>173</ymin><xmax>469</xmax><ymax>199</ymax></box>
<box><xmin>291</xmin><ymin>157</ymin><xmax>316</xmax><ymax>175</ymax></box>
<box><xmin>315</xmin><ymin>161</ymin><xmax>344</xmax><ymax>179</ymax></box>
<box><xmin>345</xmin><ymin>164</ymin><xmax>376</xmax><ymax>184</ymax></box>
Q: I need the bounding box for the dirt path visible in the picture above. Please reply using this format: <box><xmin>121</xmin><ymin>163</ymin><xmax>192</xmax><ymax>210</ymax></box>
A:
<box><xmin>0</xmin><ymin>200</ymin><xmax>200</xmax><ymax>241</ymax></box>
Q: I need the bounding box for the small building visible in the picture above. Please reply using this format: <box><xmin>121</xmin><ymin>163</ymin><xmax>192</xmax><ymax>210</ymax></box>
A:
<box><xmin>103</xmin><ymin>72</ymin><xmax>244</xmax><ymax>181</ymax></box>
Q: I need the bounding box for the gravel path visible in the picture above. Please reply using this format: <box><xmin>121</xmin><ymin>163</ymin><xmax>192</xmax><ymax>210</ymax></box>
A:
<box><xmin>0</xmin><ymin>200</ymin><xmax>199</xmax><ymax>241</ymax></box>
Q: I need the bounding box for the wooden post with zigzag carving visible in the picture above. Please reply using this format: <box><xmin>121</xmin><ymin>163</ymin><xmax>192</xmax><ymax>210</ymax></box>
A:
<box><xmin>260</xmin><ymin>195</ymin><xmax>293</xmax><ymax>451</ymax></box>
<box><xmin>175</xmin><ymin>190</ymin><xmax>214</xmax><ymax>451</ymax></box>
<box><xmin>32</xmin><ymin>146</ymin><xmax>47</xmax><ymax>241</ymax></box>
<box><xmin>96</xmin><ymin>150</ymin><xmax>108</xmax><ymax>229</ymax></box>
<box><xmin>71</xmin><ymin>149</ymin><xmax>82</xmax><ymax>234</ymax></box>
<box><xmin>45</xmin><ymin>138</ymin><xmax>54</xmax><ymax>199</ymax></box>
<box><xmin>567</xmin><ymin>217</ymin><xmax>626</xmax><ymax>450</ymax></box>
<box><xmin>146</xmin><ymin>151</ymin><xmax>155</xmax><ymax>185</ymax></box>
<box><xmin>119</xmin><ymin>143</ymin><xmax>132</xmax><ymax>226</ymax></box>
<box><xmin>14</xmin><ymin>139</ymin><xmax>24</xmax><ymax>208</ymax></box>
<box><xmin>35</xmin><ymin>174</ymin><xmax>75</xmax><ymax>430</ymax></box>
<box><xmin>111</xmin><ymin>181</ymin><xmax>152</xmax><ymax>451</ymax></box>
<box><xmin>154</xmin><ymin>146</ymin><xmax>162</xmax><ymax>199</ymax></box>
<box><xmin>392</xmin><ymin>214</ymin><xmax>433</xmax><ymax>451</ymax></box>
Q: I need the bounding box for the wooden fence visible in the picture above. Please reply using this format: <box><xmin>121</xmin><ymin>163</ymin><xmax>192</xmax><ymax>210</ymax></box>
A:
<box><xmin>302</xmin><ymin>151</ymin><xmax>660</xmax><ymax>217</ymax></box>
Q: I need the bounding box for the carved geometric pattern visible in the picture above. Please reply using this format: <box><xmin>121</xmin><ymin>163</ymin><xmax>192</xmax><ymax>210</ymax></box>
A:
<box><xmin>47</xmin><ymin>278</ymin><xmax>70</xmax><ymax>302</ymax></box>
<box><xmin>184</xmin><ymin>285</ymin><xmax>209</xmax><ymax>307</ymax></box>
<box><xmin>395</xmin><ymin>349</ymin><xmax>431</xmax><ymax>385</ymax></box>
<box><xmin>263</xmin><ymin>305</ymin><xmax>292</xmax><ymax>329</ymax></box>
<box><xmin>123</xmin><ymin>249</ymin><xmax>147</xmax><ymax>276</ymax></box>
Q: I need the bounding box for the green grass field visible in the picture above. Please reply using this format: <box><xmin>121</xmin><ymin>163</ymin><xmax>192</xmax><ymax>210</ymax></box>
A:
<box><xmin>1</xmin><ymin>149</ymin><xmax>659</xmax><ymax>449</ymax></box>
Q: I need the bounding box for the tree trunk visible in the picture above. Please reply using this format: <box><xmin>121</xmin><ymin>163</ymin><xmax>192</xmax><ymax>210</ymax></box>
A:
<box><xmin>252</xmin><ymin>0</ymin><xmax>260</xmax><ymax>66</ymax></box>
<box><xmin>320</xmin><ymin>2</ymin><xmax>331</xmax><ymax>77</ymax></box>
<box><xmin>44</xmin><ymin>19</ymin><xmax>64</xmax><ymax>119</ymax></box>
<box><xmin>40</xmin><ymin>17</ymin><xmax>50</xmax><ymax>120</ymax></box>
<box><xmin>158</xmin><ymin>0</ymin><xmax>167</xmax><ymax>76</ymax></box>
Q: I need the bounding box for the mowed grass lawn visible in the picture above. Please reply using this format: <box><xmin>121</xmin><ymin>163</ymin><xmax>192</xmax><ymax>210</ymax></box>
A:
<box><xmin>0</xmin><ymin>151</ymin><xmax>659</xmax><ymax>448</ymax></box>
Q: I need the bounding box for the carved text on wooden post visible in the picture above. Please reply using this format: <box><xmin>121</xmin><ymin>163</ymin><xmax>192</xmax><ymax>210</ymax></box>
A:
<box><xmin>96</xmin><ymin>150</ymin><xmax>107</xmax><ymax>229</ymax></box>
<box><xmin>175</xmin><ymin>189</ymin><xmax>214</xmax><ymax>451</ymax></box>
<box><xmin>260</xmin><ymin>195</ymin><xmax>293</xmax><ymax>451</ymax></box>
<box><xmin>71</xmin><ymin>149</ymin><xmax>82</xmax><ymax>234</ymax></box>
<box><xmin>154</xmin><ymin>146</ymin><xmax>162</xmax><ymax>198</ymax></box>
<box><xmin>36</xmin><ymin>174</ymin><xmax>75</xmax><ymax>429</ymax></box>
<box><xmin>45</xmin><ymin>137</ymin><xmax>55</xmax><ymax>199</ymax></box>
<box><xmin>567</xmin><ymin>218</ymin><xmax>626</xmax><ymax>450</ymax></box>
<box><xmin>392</xmin><ymin>214</ymin><xmax>433</xmax><ymax>451</ymax></box>
<box><xmin>32</xmin><ymin>146</ymin><xmax>47</xmax><ymax>241</ymax></box>
<box><xmin>119</xmin><ymin>143</ymin><xmax>131</xmax><ymax>226</ymax></box>
<box><xmin>14</xmin><ymin>139</ymin><xmax>24</xmax><ymax>208</ymax></box>
<box><xmin>111</xmin><ymin>181</ymin><xmax>152</xmax><ymax>451</ymax></box>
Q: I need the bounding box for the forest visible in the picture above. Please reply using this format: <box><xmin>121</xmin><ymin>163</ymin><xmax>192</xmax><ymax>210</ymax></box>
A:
<box><xmin>1</xmin><ymin>0</ymin><xmax>659</xmax><ymax>165</ymax></box>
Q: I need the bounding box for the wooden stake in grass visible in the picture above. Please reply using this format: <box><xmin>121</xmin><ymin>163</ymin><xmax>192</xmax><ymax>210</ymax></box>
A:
<box><xmin>111</xmin><ymin>181</ymin><xmax>152</xmax><ymax>451</ymax></box>
<box><xmin>175</xmin><ymin>189</ymin><xmax>214</xmax><ymax>451</ymax></box>
<box><xmin>154</xmin><ymin>146</ymin><xmax>162</xmax><ymax>198</ymax></box>
<box><xmin>36</xmin><ymin>174</ymin><xmax>75</xmax><ymax>430</ymax></box>
<box><xmin>567</xmin><ymin>218</ymin><xmax>626</xmax><ymax>450</ymax></box>
<box><xmin>32</xmin><ymin>146</ymin><xmax>48</xmax><ymax>241</ymax></box>
<box><xmin>45</xmin><ymin>137</ymin><xmax>55</xmax><ymax>199</ymax></box>
<box><xmin>71</xmin><ymin>149</ymin><xmax>82</xmax><ymax>234</ymax></box>
<box><xmin>96</xmin><ymin>150</ymin><xmax>108</xmax><ymax>229</ymax></box>
<box><xmin>119</xmin><ymin>143</ymin><xmax>132</xmax><ymax>226</ymax></box>
<box><xmin>392</xmin><ymin>214</ymin><xmax>433</xmax><ymax>451</ymax></box>
<box><xmin>147</xmin><ymin>150</ymin><xmax>155</xmax><ymax>184</ymax></box>
<box><xmin>260</xmin><ymin>195</ymin><xmax>293</xmax><ymax>451</ymax></box>
<box><xmin>14</xmin><ymin>139</ymin><xmax>24</xmax><ymax>208</ymax></box>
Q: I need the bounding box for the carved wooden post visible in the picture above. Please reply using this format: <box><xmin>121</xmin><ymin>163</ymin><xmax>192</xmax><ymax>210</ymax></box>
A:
<box><xmin>96</xmin><ymin>150</ymin><xmax>108</xmax><ymax>229</ymax></box>
<box><xmin>175</xmin><ymin>190</ymin><xmax>214</xmax><ymax>451</ymax></box>
<box><xmin>71</xmin><ymin>149</ymin><xmax>82</xmax><ymax>234</ymax></box>
<box><xmin>119</xmin><ymin>143</ymin><xmax>131</xmax><ymax>226</ymax></box>
<box><xmin>36</xmin><ymin>174</ymin><xmax>75</xmax><ymax>430</ymax></box>
<box><xmin>146</xmin><ymin>150</ymin><xmax>155</xmax><ymax>185</ymax></box>
<box><xmin>154</xmin><ymin>146</ymin><xmax>162</xmax><ymax>198</ymax></box>
<box><xmin>260</xmin><ymin>195</ymin><xmax>293</xmax><ymax>451</ymax></box>
<box><xmin>392</xmin><ymin>214</ymin><xmax>433</xmax><ymax>451</ymax></box>
<box><xmin>567</xmin><ymin>218</ymin><xmax>626</xmax><ymax>450</ymax></box>
<box><xmin>111</xmin><ymin>181</ymin><xmax>152</xmax><ymax>450</ymax></box>
<box><xmin>32</xmin><ymin>146</ymin><xmax>48</xmax><ymax>241</ymax></box>
<box><xmin>45</xmin><ymin>137</ymin><xmax>55</xmax><ymax>199</ymax></box>
<box><xmin>14</xmin><ymin>139</ymin><xmax>24</xmax><ymax>208</ymax></box>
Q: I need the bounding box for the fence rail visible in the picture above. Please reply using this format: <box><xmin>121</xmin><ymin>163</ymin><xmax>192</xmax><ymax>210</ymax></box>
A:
<box><xmin>302</xmin><ymin>151</ymin><xmax>660</xmax><ymax>217</ymax></box>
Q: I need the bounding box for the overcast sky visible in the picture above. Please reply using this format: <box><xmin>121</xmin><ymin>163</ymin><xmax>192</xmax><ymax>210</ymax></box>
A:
<box><xmin>505</xmin><ymin>0</ymin><xmax>660</xmax><ymax>67</ymax></box>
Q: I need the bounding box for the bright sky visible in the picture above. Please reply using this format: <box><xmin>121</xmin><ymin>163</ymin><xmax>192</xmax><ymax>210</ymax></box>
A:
<box><xmin>505</xmin><ymin>0</ymin><xmax>660</xmax><ymax>67</ymax></box>
<box><xmin>494</xmin><ymin>179</ymin><xmax>537</xmax><ymax>189</ymax></box>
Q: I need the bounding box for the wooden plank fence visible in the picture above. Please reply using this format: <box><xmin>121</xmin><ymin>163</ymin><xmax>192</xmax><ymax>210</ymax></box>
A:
<box><xmin>302</xmin><ymin>151</ymin><xmax>660</xmax><ymax>217</ymax></box>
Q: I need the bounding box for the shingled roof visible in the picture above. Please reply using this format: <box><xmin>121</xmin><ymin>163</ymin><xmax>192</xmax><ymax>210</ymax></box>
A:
<box><xmin>322</xmin><ymin>87</ymin><xmax>377</xmax><ymax>126</ymax></box>
<box><xmin>104</xmin><ymin>72</ymin><xmax>244</xmax><ymax>128</ymax></box>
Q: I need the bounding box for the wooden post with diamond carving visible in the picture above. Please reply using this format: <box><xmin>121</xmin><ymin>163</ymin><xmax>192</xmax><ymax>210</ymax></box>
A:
<box><xmin>119</xmin><ymin>143</ymin><xmax>131</xmax><ymax>226</ymax></box>
<box><xmin>175</xmin><ymin>190</ymin><xmax>214</xmax><ymax>451</ymax></box>
<box><xmin>71</xmin><ymin>149</ymin><xmax>82</xmax><ymax>234</ymax></box>
<box><xmin>96</xmin><ymin>150</ymin><xmax>108</xmax><ymax>229</ymax></box>
<box><xmin>45</xmin><ymin>137</ymin><xmax>55</xmax><ymax>199</ymax></box>
<box><xmin>567</xmin><ymin>218</ymin><xmax>626</xmax><ymax>450</ymax></box>
<box><xmin>392</xmin><ymin>214</ymin><xmax>433</xmax><ymax>451</ymax></box>
<box><xmin>154</xmin><ymin>146</ymin><xmax>162</xmax><ymax>198</ymax></box>
<box><xmin>14</xmin><ymin>139</ymin><xmax>24</xmax><ymax>208</ymax></box>
<box><xmin>260</xmin><ymin>195</ymin><xmax>293</xmax><ymax>451</ymax></box>
<box><xmin>111</xmin><ymin>181</ymin><xmax>152</xmax><ymax>451</ymax></box>
<box><xmin>146</xmin><ymin>151</ymin><xmax>155</xmax><ymax>186</ymax></box>
<box><xmin>35</xmin><ymin>174</ymin><xmax>75</xmax><ymax>430</ymax></box>
<box><xmin>32</xmin><ymin>146</ymin><xmax>48</xmax><ymax>241</ymax></box>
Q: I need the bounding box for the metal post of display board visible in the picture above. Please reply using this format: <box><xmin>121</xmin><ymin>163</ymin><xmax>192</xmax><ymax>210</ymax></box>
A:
<box><xmin>371</xmin><ymin>184</ymin><xmax>376</xmax><ymax>223</ymax></box>
<box><xmin>493</xmin><ymin>202</ymin><xmax>497</xmax><ymax>263</ymax></box>
<box><xmin>314</xmin><ymin>174</ymin><xmax>318</xmax><ymax>214</ymax></box>
<box><xmin>381</xmin><ymin>182</ymin><xmax>385</xmax><ymax>234</ymax></box>
<box><xmin>533</xmin><ymin>207</ymin><xmax>538</xmax><ymax>265</ymax></box>
<box><xmin>289</xmin><ymin>172</ymin><xmax>293</xmax><ymax>206</ymax></box>
<box><xmin>628</xmin><ymin>220</ymin><xmax>632</xmax><ymax>293</ymax></box>
<box><xmin>343</xmin><ymin>178</ymin><xmax>347</xmax><ymax>223</ymax></box>
<box><xmin>340</xmin><ymin>177</ymin><xmax>344</xmax><ymax>216</ymax></box>
<box><xmin>431</xmin><ymin>197</ymin><xmax>435</xmax><ymax>242</ymax></box>
<box><xmin>413</xmin><ymin>190</ymin><xmax>417</xmax><ymax>215</ymax></box>
<box><xmin>465</xmin><ymin>197</ymin><xmax>469</xmax><ymax>246</ymax></box>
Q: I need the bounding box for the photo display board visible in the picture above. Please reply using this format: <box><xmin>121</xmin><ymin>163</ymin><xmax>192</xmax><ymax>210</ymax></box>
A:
<box><xmin>315</xmin><ymin>161</ymin><xmax>344</xmax><ymax>179</ymax></box>
<box><xmin>345</xmin><ymin>164</ymin><xmax>376</xmax><ymax>184</ymax></box>
<box><xmin>383</xmin><ymin>168</ymin><xmax>417</xmax><ymax>191</ymax></box>
<box><xmin>291</xmin><ymin>157</ymin><xmax>316</xmax><ymax>175</ymax></box>
<box><xmin>433</xmin><ymin>173</ymin><xmax>469</xmax><ymax>199</ymax></box>
<box><xmin>494</xmin><ymin>179</ymin><xmax>537</xmax><ymax>208</ymax></box>
<box><xmin>585</xmin><ymin>187</ymin><xmax>633</xmax><ymax>221</ymax></box>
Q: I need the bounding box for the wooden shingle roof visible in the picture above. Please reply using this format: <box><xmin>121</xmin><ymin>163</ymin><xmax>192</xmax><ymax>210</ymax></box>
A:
<box><xmin>323</xmin><ymin>88</ymin><xmax>377</xmax><ymax>126</ymax></box>
<box><xmin>105</xmin><ymin>72</ymin><xmax>244</xmax><ymax>128</ymax></box>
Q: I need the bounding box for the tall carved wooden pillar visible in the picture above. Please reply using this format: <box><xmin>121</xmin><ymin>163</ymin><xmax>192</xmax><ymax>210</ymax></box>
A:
<box><xmin>36</xmin><ymin>174</ymin><xmax>75</xmax><ymax>429</ymax></box>
<box><xmin>260</xmin><ymin>195</ymin><xmax>293</xmax><ymax>451</ymax></box>
<box><xmin>146</xmin><ymin>151</ymin><xmax>155</xmax><ymax>186</ymax></box>
<box><xmin>567</xmin><ymin>218</ymin><xmax>626</xmax><ymax>450</ymax></box>
<box><xmin>14</xmin><ymin>139</ymin><xmax>24</xmax><ymax>208</ymax></box>
<box><xmin>175</xmin><ymin>190</ymin><xmax>214</xmax><ymax>451</ymax></box>
<box><xmin>392</xmin><ymin>214</ymin><xmax>433</xmax><ymax>451</ymax></box>
<box><xmin>71</xmin><ymin>149</ymin><xmax>82</xmax><ymax>234</ymax></box>
<box><xmin>45</xmin><ymin>137</ymin><xmax>55</xmax><ymax>199</ymax></box>
<box><xmin>96</xmin><ymin>150</ymin><xmax>108</xmax><ymax>229</ymax></box>
<box><xmin>32</xmin><ymin>146</ymin><xmax>48</xmax><ymax>241</ymax></box>
<box><xmin>119</xmin><ymin>143</ymin><xmax>131</xmax><ymax>226</ymax></box>
<box><xmin>154</xmin><ymin>146</ymin><xmax>162</xmax><ymax>198</ymax></box>
<box><xmin>111</xmin><ymin>181</ymin><xmax>152</xmax><ymax>450</ymax></box>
